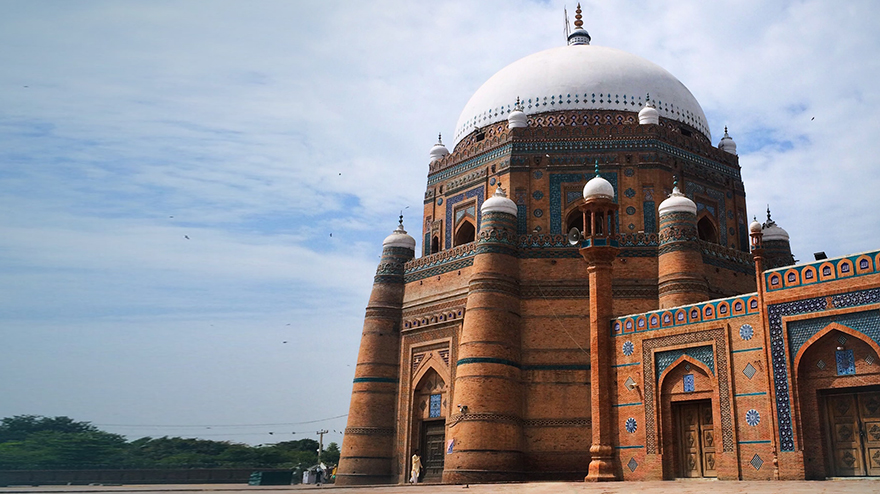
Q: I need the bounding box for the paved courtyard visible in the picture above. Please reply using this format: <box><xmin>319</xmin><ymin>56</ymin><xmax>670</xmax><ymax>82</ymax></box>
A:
<box><xmin>1</xmin><ymin>481</ymin><xmax>879</xmax><ymax>494</ymax></box>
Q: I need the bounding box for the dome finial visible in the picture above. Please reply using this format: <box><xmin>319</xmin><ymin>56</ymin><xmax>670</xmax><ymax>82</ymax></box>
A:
<box><xmin>594</xmin><ymin>159</ymin><xmax>600</xmax><ymax>177</ymax></box>
<box><xmin>574</xmin><ymin>3</ymin><xmax>583</xmax><ymax>29</ymax></box>
<box><xmin>673</xmin><ymin>175</ymin><xmax>679</xmax><ymax>191</ymax></box>
<box><xmin>566</xmin><ymin>3</ymin><xmax>591</xmax><ymax>45</ymax></box>
<box><xmin>437</xmin><ymin>133</ymin><xmax>443</xmax><ymax>144</ymax></box>
<box><xmin>766</xmin><ymin>205</ymin><xmax>771</xmax><ymax>222</ymax></box>
<box><xmin>724</xmin><ymin>126</ymin><xmax>729</xmax><ymax>136</ymax></box>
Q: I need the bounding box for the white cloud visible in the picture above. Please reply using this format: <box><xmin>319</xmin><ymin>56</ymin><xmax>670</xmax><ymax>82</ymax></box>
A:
<box><xmin>0</xmin><ymin>0</ymin><xmax>878</xmax><ymax>443</ymax></box>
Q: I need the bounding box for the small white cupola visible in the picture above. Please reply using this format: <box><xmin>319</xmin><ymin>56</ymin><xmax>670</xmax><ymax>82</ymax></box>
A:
<box><xmin>638</xmin><ymin>95</ymin><xmax>660</xmax><ymax>125</ymax></box>
<box><xmin>749</xmin><ymin>216</ymin><xmax>763</xmax><ymax>234</ymax></box>
<box><xmin>481</xmin><ymin>185</ymin><xmax>518</xmax><ymax>216</ymax></box>
<box><xmin>718</xmin><ymin>126</ymin><xmax>737</xmax><ymax>155</ymax></box>
<box><xmin>658</xmin><ymin>178</ymin><xmax>697</xmax><ymax>216</ymax></box>
<box><xmin>567</xmin><ymin>3</ymin><xmax>591</xmax><ymax>46</ymax></box>
<box><xmin>508</xmin><ymin>96</ymin><xmax>527</xmax><ymax>129</ymax></box>
<box><xmin>582</xmin><ymin>162</ymin><xmax>615</xmax><ymax>201</ymax></box>
<box><xmin>429</xmin><ymin>133</ymin><xmax>449</xmax><ymax>162</ymax></box>
<box><xmin>383</xmin><ymin>215</ymin><xmax>416</xmax><ymax>250</ymax></box>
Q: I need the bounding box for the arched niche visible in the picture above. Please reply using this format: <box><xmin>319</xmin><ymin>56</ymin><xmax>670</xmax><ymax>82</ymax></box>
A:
<box><xmin>453</xmin><ymin>220</ymin><xmax>475</xmax><ymax>247</ymax></box>
<box><xmin>697</xmin><ymin>215</ymin><xmax>718</xmax><ymax>243</ymax></box>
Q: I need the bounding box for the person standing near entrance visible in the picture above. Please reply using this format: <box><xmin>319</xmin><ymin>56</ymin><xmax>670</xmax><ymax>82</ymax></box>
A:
<box><xmin>410</xmin><ymin>450</ymin><xmax>422</xmax><ymax>484</ymax></box>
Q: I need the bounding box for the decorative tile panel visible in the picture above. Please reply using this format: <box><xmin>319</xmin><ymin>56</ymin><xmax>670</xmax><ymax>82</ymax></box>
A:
<box><xmin>683</xmin><ymin>374</ymin><xmax>695</xmax><ymax>392</ymax></box>
<box><xmin>429</xmin><ymin>394</ymin><xmax>442</xmax><ymax>418</ymax></box>
<box><xmin>444</xmin><ymin>186</ymin><xmax>485</xmax><ymax>249</ymax></box>
<box><xmin>622</xmin><ymin>341</ymin><xmax>634</xmax><ymax>356</ymax></box>
<box><xmin>836</xmin><ymin>349</ymin><xmax>856</xmax><ymax>376</ymax></box>
<box><xmin>740</xmin><ymin>324</ymin><xmax>754</xmax><ymax>341</ymax></box>
<box><xmin>743</xmin><ymin>363</ymin><xmax>757</xmax><ymax>380</ymax></box>
<box><xmin>627</xmin><ymin>457</ymin><xmax>638</xmax><ymax>472</ymax></box>
<box><xmin>750</xmin><ymin>454</ymin><xmax>764</xmax><ymax>470</ymax></box>
<box><xmin>746</xmin><ymin>409</ymin><xmax>760</xmax><ymax>427</ymax></box>
<box><xmin>625</xmin><ymin>417</ymin><xmax>638</xmax><ymax>433</ymax></box>
<box><xmin>656</xmin><ymin>345</ymin><xmax>715</xmax><ymax>378</ymax></box>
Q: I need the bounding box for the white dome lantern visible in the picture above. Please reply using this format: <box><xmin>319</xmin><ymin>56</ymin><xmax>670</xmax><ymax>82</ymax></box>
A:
<box><xmin>582</xmin><ymin>162</ymin><xmax>615</xmax><ymax>201</ymax></box>
<box><xmin>383</xmin><ymin>216</ymin><xmax>416</xmax><ymax>250</ymax></box>
<box><xmin>638</xmin><ymin>98</ymin><xmax>660</xmax><ymax>125</ymax></box>
<box><xmin>429</xmin><ymin>133</ymin><xmax>449</xmax><ymax>162</ymax></box>
<box><xmin>507</xmin><ymin>97</ymin><xmax>528</xmax><ymax>129</ymax></box>
<box><xmin>718</xmin><ymin>126</ymin><xmax>737</xmax><ymax>155</ymax></box>
<box><xmin>658</xmin><ymin>181</ymin><xmax>697</xmax><ymax>216</ymax></box>
<box><xmin>453</xmin><ymin>42</ymin><xmax>709</xmax><ymax>148</ymax></box>
<box><xmin>481</xmin><ymin>186</ymin><xmax>518</xmax><ymax>216</ymax></box>
<box><xmin>567</xmin><ymin>4</ymin><xmax>591</xmax><ymax>46</ymax></box>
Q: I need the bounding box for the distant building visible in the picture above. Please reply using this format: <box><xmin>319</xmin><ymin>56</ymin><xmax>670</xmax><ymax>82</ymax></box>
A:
<box><xmin>336</xmin><ymin>7</ymin><xmax>880</xmax><ymax>483</ymax></box>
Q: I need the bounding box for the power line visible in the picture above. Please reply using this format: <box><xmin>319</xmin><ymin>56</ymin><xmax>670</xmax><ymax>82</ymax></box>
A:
<box><xmin>94</xmin><ymin>413</ymin><xmax>348</xmax><ymax>429</ymax></box>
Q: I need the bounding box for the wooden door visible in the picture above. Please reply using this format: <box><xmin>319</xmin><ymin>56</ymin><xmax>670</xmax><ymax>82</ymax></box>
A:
<box><xmin>827</xmin><ymin>393</ymin><xmax>863</xmax><ymax>476</ymax></box>
<box><xmin>676</xmin><ymin>401</ymin><xmax>716</xmax><ymax>478</ymax></box>
<box><xmin>421</xmin><ymin>421</ymin><xmax>445</xmax><ymax>480</ymax></box>
<box><xmin>858</xmin><ymin>392</ymin><xmax>880</xmax><ymax>476</ymax></box>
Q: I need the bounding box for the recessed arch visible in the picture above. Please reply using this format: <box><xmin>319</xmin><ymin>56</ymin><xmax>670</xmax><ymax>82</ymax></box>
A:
<box><xmin>453</xmin><ymin>220</ymin><xmax>475</xmax><ymax>246</ymax></box>
<box><xmin>793</xmin><ymin>322</ymin><xmax>880</xmax><ymax>372</ymax></box>
<box><xmin>430</xmin><ymin>235</ymin><xmax>440</xmax><ymax>254</ymax></box>
<box><xmin>565</xmin><ymin>207</ymin><xmax>584</xmax><ymax>235</ymax></box>
<box><xmin>697</xmin><ymin>215</ymin><xmax>718</xmax><ymax>243</ymax></box>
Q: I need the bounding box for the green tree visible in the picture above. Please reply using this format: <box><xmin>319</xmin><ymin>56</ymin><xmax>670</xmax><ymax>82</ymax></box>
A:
<box><xmin>321</xmin><ymin>442</ymin><xmax>340</xmax><ymax>466</ymax></box>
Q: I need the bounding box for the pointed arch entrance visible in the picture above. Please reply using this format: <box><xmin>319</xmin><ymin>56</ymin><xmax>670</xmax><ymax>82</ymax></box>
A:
<box><xmin>410</xmin><ymin>364</ymin><xmax>449</xmax><ymax>482</ymax></box>
<box><xmin>793</xmin><ymin>322</ymin><xmax>880</xmax><ymax>478</ymax></box>
<box><xmin>658</xmin><ymin>355</ymin><xmax>719</xmax><ymax>478</ymax></box>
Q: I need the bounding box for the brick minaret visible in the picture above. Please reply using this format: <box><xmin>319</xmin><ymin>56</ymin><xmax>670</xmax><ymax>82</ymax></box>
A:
<box><xmin>578</xmin><ymin>168</ymin><xmax>620</xmax><ymax>481</ymax></box>
<box><xmin>657</xmin><ymin>180</ymin><xmax>709</xmax><ymax>308</ymax></box>
<box><xmin>443</xmin><ymin>187</ymin><xmax>523</xmax><ymax>484</ymax></box>
<box><xmin>336</xmin><ymin>218</ymin><xmax>414</xmax><ymax>485</ymax></box>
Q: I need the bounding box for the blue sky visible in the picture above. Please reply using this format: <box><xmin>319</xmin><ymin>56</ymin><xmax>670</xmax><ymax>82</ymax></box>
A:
<box><xmin>1</xmin><ymin>0</ymin><xmax>879</xmax><ymax>446</ymax></box>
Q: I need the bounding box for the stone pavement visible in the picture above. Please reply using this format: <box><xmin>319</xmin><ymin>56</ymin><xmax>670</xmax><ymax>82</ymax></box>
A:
<box><xmin>1</xmin><ymin>481</ymin><xmax>879</xmax><ymax>494</ymax></box>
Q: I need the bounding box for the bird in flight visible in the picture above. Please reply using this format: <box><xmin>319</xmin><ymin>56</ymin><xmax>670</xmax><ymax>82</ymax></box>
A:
<box><xmin>184</xmin><ymin>235</ymin><xmax>190</xmax><ymax>240</ymax></box>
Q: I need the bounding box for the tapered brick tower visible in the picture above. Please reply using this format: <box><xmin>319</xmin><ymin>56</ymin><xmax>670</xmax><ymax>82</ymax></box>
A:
<box><xmin>657</xmin><ymin>181</ymin><xmax>709</xmax><ymax>309</ymax></box>
<box><xmin>443</xmin><ymin>187</ymin><xmax>523</xmax><ymax>483</ymax></box>
<box><xmin>336</xmin><ymin>218</ymin><xmax>415</xmax><ymax>485</ymax></box>
<box><xmin>578</xmin><ymin>167</ymin><xmax>620</xmax><ymax>481</ymax></box>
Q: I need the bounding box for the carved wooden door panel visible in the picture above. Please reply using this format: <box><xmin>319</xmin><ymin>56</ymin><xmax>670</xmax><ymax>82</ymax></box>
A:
<box><xmin>678</xmin><ymin>403</ymin><xmax>702</xmax><ymax>477</ymax></box>
<box><xmin>858</xmin><ymin>392</ymin><xmax>880</xmax><ymax>476</ymax></box>
<box><xmin>827</xmin><ymin>393</ymin><xmax>864</xmax><ymax>476</ymax></box>
<box><xmin>422</xmin><ymin>421</ymin><xmax>445</xmax><ymax>480</ymax></box>
<box><xmin>700</xmin><ymin>402</ymin><xmax>717</xmax><ymax>477</ymax></box>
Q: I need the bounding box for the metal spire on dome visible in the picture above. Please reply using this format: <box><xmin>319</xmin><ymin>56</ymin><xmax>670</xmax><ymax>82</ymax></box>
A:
<box><xmin>594</xmin><ymin>159</ymin><xmax>600</xmax><ymax>177</ymax></box>
<box><xmin>437</xmin><ymin>133</ymin><xmax>443</xmax><ymax>144</ymax></box>
<box><xmin>514</xmin><ymin>96</ymin><xmax>523</xmax><ymax>111</ymax></box>
<box><xmin>567</xmin><ymin>3</ymin><xmax>591</xmax><ymax>46</ymax></box>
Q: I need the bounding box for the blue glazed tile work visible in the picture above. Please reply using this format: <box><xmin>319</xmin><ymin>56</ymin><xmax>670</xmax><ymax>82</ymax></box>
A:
<box><xmin>836</xmin><ymin>349</ymin><xmax>856</xmax><ymax>375</ymax></box>
<box><xmin>643</xmin><ymin>201</ymin><xmax>656</xmax><ymax>233</ymax></box>
<box><xmin>767</xmin><ymin>295</ymin><xmax>828</xmax><ymax>452</ymax></box>
<box><xmin>656</xmin><ymin>345</ymin><xmax>715</xmax><ymax>379</ymax></box>
<box><xmin>429</xmin><ymin>394</ymin><xmax>442</xmax><ymax>418</ymax></box>
<box><xmin>612</xmin><ymin>293</ymin><xmax>758</xmax><ymax>337</ymax></box>
<box><xmin>550</xmin><ymin>172</ymin><xmax>618</xmax><ymax>234</ymax></box>
<box><xmin>787</xmin><ymin>309</ymin><xmax>880</xmax><ymax>357</ymax></box>
<box><xmin>686</xmin><ymin>181</ymin><xmax>728</xmax><ymax>246</ymax></box>
<box><xmin>683</xmin><ymin>374</ymin><xmax>695</xmax><ymax>392</ymax></box>
<box><xmin>517</xmin><ymin>205</ymin><xmax>528</xmax><ymax>234</ymax></box>
<box><xmin>444</xmin><ymin>186</ymin><xmax>485</xmax><ymax>249</ymax></box>
<box><xmin>764</xmin><ymin>250</ymin><xmax>879</xmax><ymax>292</ymax></box>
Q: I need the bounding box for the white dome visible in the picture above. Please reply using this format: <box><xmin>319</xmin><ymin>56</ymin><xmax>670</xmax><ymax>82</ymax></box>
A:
<box><xmin>718</xmin><ymin>126</ymin><xmax>737</xmax><ymax>155</ymax></box>
<box><xmin>383</xmin><ymin>221</ymin><xmax>416</xmax><ymax>250</ymax></box>
<box><xmin>453</xmin><ymin>44</ymin><xmax>710</xmax><ymax>148</ymax></box>
<box><xmin>638</xmin><ymin>103</ymin><xmax>660</xmax><ymax>125</ymax></box>
<box><xmin>481</xmin><ymin>187</ymin><xmax>518</xmax><ymax>216</ymax></box>
<box><xmin>429</xmin><ymin>134</ymin><xmax>449</xmax><ymax>162</ymax></box>
<box><xmin>658</xmin><ymin>185</ymin><xmax>697</xmax><ymax>216</ymax></box>
<box><xmin>749</xmin><ymin>219</ymin><xmax>762</xmax><ymax>234</ymax></box>
<box><xmin>508</xmin><ymin>108</ymin><xmax>527</xmax><ymax>129</ymax></box>
<box><xmin>762</xmin><ymin>225</ymin><xmax>790</xmax><ymax>242</ymax></box>
<box><xmin>583</xmin><ymin>175</ymin><xmax>614</xmax><ymax>201</ymax></box>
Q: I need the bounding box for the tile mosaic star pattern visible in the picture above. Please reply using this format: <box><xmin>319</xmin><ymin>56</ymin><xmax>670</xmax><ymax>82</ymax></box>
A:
<box><xmin>625</xmin><ymin>417</ymin><xmax>637</xmax><ymax>433</ymax></box>
<box><xmin>622</xmin><ymin>341</ymin><xmax>634</xmax><ymax>356</ymax></box>
<box><xmin>740</xmin><ymin>324</ymin><xmax>754</xmax><ymax>341</ymax></box>
<box><xmin>746</xmin><ymin>409</ymin><xmax>760</xmax><ymax>427</ymax></box>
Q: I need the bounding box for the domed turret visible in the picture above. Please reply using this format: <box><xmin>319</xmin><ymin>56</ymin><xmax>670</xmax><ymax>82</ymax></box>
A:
<box><xmin>382</xmin><ymin>216</ymin><xmax>416</xmax><ymax>250</ymax></box>
<box><xmin>761</xmin><ymin>207</ymin><xmax>794</xmax><ymax>269</ymax></box>
<box><xmin>638</xmin><ymin>98</ymin><xmax>660</xmax><ymax>125</ymax></box>
<box><xmin>658</xmin><ymin>182</ymin><xmax>697</xmax><ymax>216</ymax></box>
<box><xmin>507</xmin><ymin>97</ymin><xmax>527</xmax><ymax>129</ymax></box>
<box><xmin>657</xmin><ymin>179</ymin><xmax>707</xmax><ymax>308</ymax></box>
<box><xmin>583</xmin><ymin>163</ymin><xmax>615</xmax><ymax>201</ymax></box>
<box><xmin>718</xmin><ymin>126</ymin><xmax>737</xmax><ymax>155</ymax></box>
<box><xmin>749</xmin><ymin>217</ymin><xmax>763</xmax><ymax>234</ymax></box>
<box><xmin>429</xmin><ymin>133</ymin><xmax>449</xmax><ymax>162</ymax></box>
<box><xmin>481</xmin><ymin>186</ymin><xmax>518</xmax><ymax>216</ymax></box>
<box><xmin>567</xmin><ymin>4</ymin><xmax>591</xmax><ymax>46</ymax></box>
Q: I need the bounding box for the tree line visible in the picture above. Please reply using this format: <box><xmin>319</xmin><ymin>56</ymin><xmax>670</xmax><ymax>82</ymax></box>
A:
<box><xmin>0</xmin><ymin>415</ymin><xmax>339</xmax><ymax>470</ymax></box>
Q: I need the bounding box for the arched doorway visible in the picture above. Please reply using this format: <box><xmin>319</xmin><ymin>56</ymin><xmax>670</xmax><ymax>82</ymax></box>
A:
<box><xmin>430</xmin><ymin>235</ymin><xmax>440</xmax><ymax>254</ymax></box>
<box><xmin>794</xmin><ymin>324</ymin><xmax>880</xmax><ymax>478</ymax></box>
<box><xmin>659</xmin><ymin>356</ymin><xmax>718</xmax><ymax>478</ymax></box>
<box><xmin>697</xmin><ymin>216</ymin><xmax>718</xmax><ymax>243</ymax></box>
<box><xmin>411</xmin><ymin>367</ymin><xmax>448</xmax><ymax>482</ymax></box>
